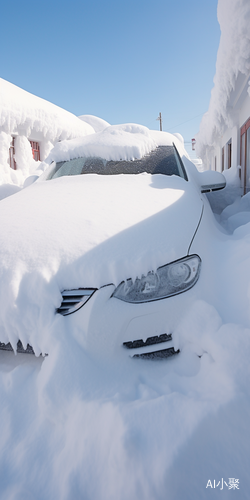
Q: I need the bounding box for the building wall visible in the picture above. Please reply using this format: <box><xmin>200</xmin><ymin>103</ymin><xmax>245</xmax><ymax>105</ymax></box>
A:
<box><xmin>202</xmin><ymin>90</ymin><xmax>250</xmax><ymax>193</ymax></box>
<box><xmin>239</xmin><ymin>93</ymin><xmax>250</xmax><ymax>130</ymax></box>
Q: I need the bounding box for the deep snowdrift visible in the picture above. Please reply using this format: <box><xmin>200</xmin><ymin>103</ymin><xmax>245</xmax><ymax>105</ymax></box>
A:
<box><xmin>0</xmin><ymin>172</ymin><xmax>203</xmax><ymax>356</ymax></box>
<box><xmin>0</xmin><ymin>125</ymin><xmax>249</xmax><ymax>499</ymax></box>
<box><xmin>0</xmin><ymin>197</ymin><xmax>249</xmax><ymax>499</ymax></box>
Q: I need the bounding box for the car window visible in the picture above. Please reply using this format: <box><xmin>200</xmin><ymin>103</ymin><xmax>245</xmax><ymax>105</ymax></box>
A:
<box><xmin>46</xmin><ymin>146</ymin><xmax>188</xmax><ymax>181</ymax></box>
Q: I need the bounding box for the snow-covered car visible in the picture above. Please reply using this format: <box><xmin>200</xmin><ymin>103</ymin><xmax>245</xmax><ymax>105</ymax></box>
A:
<box><xmin>0</xmin><ymin>124</ymin><xmax>225</xmax><ymax>359</ymax></box>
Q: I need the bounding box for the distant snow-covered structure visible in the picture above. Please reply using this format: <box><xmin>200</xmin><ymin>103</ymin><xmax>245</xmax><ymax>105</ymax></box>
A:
<box><xmin>0</xmin><ymin>78</ymin><xmax>94</xmax><ymax>185</ymax></box>
<box><xmin>79</xmin><ymin>115</ymin><xmax>110</xmax><ymax>133</ymax></box>
<box><xmin>195</xmin><ymin>0</ymin><xmax>250</xmax><ymax>194</ymax></box>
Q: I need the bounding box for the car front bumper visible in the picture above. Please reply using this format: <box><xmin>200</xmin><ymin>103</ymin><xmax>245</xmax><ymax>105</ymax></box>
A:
<box><xmin>63</xmin><ymin>283</ymin><xmax>197</xmax><ymax>360</ymax></box>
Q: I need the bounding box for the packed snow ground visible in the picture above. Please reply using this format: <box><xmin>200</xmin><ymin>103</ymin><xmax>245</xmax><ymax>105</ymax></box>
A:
<box><xmin>0</xmin><ymin>157</ymin><xmax>249</xmax><ymax>498</ymax></box>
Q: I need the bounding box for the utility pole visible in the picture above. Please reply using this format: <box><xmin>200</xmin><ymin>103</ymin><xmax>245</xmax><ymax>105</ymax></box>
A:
<box><xmin>157</xmin><ymin>112</ymin><xmax>162</xmax><ymax>131</ymax></box>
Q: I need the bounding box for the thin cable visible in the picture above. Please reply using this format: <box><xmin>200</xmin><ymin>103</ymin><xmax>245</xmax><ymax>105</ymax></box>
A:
<box><xmin>167</xmin><ymin>112</ymin><xmax>205</xmax><ymax>131</ymax></box>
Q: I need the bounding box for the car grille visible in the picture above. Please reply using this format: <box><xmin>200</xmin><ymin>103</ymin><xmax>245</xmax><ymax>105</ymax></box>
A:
<box><xmin>123</xmin><ymin>333</ymin><xmax>172</xmax><ymax>349</ymax></box>
<box><xmin>0</xmin><ymin>340</ymin><xmax>35</xmax><ymax>354</ymax></box>
<box><xmin>123</xmin><ymin>333</ymin><xmax>179</xmax><ymax>359</ymax></box>
<box><xmin>133</xmin><ymin>347</ymin><xmax>179</xmax><ymax>359</ymax></box>
<box><xmin>57</xmin><ymin>288</ymin><xmax>97</xmax><ymax>316</ymax></box>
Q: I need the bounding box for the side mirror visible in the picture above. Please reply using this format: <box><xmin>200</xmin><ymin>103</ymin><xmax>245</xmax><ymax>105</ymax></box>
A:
<box><xmin>199</xmin><ymin>171</ymin><xmax>226</xmax><ymax>193</ymax></box>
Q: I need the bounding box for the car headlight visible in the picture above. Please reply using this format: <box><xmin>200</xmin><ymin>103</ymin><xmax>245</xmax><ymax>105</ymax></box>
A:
<box><xmin>112</xmin><ymin>255</ymin><xmax>201</xmax><ymax>303</ymax></box>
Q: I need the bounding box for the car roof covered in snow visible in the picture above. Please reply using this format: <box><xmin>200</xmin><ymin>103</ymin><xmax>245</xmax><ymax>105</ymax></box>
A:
<box><xmin>46</xmin><ymin>123</ymin><xmax>188</xmax><ymax>164</ymax></box>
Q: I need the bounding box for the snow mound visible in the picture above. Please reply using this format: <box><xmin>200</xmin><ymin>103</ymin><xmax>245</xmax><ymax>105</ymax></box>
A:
<box><xmin>79</xmin><ymin>114</ymin><xmax>110</xmax><ymax>132</ymax></box>
<box><xmin>0</xmin><ymin>183</ymin><xmax>22</xmax><ymax>201</ymax></box>
<box><xmin>206</xmin><ymin>164</ymin><xmax>242</xmax><ymax>214</ymax></box>
<box><xmin>47</xmin><ymin>124</ymin><xmax>185</xmax><ymax>164</ymax></box>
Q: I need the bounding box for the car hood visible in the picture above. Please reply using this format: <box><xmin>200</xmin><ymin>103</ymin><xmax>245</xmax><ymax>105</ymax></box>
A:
<box><xmin>0</xmin><ymin>174</ymin><xmax>203</xmax><ymax>349</ymax></box>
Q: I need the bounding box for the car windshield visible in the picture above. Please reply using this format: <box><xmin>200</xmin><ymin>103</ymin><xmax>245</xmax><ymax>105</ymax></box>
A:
<box><xmin>46</xmin><ymin>145</ymin><xmax>188</xmax><ymax>181</ymax></box>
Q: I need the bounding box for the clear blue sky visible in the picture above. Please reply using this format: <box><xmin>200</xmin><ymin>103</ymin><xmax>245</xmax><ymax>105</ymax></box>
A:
<box><xmin>0</xmin><ymin>0</ymin><xmax>220</xmax><ymax>148</ymax></box>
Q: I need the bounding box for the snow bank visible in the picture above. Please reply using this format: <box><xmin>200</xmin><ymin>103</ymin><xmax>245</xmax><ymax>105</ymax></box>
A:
<box><xmin>0</xmin><ymin>196</ymin><xmax>250</xmax><ymax>498</ymax></box>
<box><xmin>220</xmin><ymin>190</ymin><xmax>250</xmax><ymax>232</ymax></box>
<box><xmin>0</xmin><ymin>131</ymin><xmax>43</xmax><ymax>187</ymax></box>
<box><xmin>196</xmin><ymin>0</ymin><xmax>250</xmax><ymax>158</ymax></box>
<box><xmin>0</xmin><ymin>183</ymin><xmax>22</xmax><ymax>201</ymax></box>
<box><xmin>206</xmin><ymin>163</ymin><xmax>242</xmax><ymax>214</ymax></box>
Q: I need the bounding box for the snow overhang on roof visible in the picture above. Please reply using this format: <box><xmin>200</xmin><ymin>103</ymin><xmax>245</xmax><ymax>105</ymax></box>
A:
<box><xmin>0</xmin><ymin>78</ymin><xmax>94</xmax><ymax>142</ymax></box>
<box><xmin>227</xmin><ymin>72</ymin><xmax>249</xmax><ymax>110</ymax></box>
<box><xmin>78</xmin><ymin>115</ymin><xmax>110</xmax><ymax>133</ymax></box>
<box><xmin>195</xmin><ymin>0</ymin><xmax>250</xmax><ymax>158</ymax></box>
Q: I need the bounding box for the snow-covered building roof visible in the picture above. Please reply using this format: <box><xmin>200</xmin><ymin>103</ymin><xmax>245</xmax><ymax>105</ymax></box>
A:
<box><xmin>0</xmin><ymin>78</ymin><xmax>94</xmax><ymax>142</ymax></box>
<box><xmin>0</xmin><ymin>78</ymin><xmax>95</xmax><ymax>186</ymax></box>
<box><xmin>79</xmin><ymin>115</ymin><xmax>110</xmax><ymax>133</ymax></box>
<box><xmin>195</xmin><ymin>0</ymin><xmax>250</xmax><ymax>193</ymax></box>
